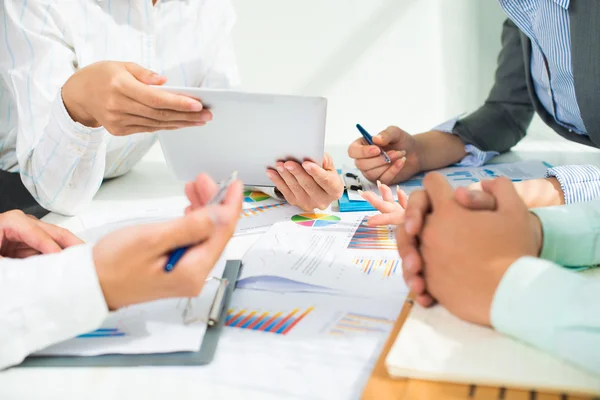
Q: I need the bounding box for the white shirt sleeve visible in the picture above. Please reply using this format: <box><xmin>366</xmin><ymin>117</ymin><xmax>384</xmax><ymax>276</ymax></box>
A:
<box><xmin>0</xmin><ymin>245</ymin><xmax>108</xmax><ymax>370</ymax></box>
<box><xmin>0</xmin><ymin>1</ymin><xmax>111</xmax><ymax>216</ymax></box>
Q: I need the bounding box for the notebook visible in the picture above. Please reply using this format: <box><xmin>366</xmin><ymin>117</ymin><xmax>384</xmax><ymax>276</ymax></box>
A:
<box><xmin>385</xmin><ymin>304</ymin><xmax>600</xmax><ymax>395</ymax></box>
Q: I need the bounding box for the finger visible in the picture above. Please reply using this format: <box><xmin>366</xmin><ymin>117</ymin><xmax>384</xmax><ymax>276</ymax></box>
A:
<box><xmin>185</xmin><ymin>182</ymin><xmax>202</xmax><ymax>211</ymax></box>
<box><xmin>396</xmin><ymin>223</ymin><xmax>420</xmax><ymax>264</ymax></box>
<box><xmin>404</xmin><ymin>190</ymin><xmax>430</xmax><ymax>236</ymax></box>
<box><xmin>372</xmin><ymin>126</ymin><xmax>405</xmax><ymax>147</ymax></box>
<box><xmin>367</xmin><ymin>212</ymin><xmax>405</xmax><ymax>226</ymax></box>
<box><xmin>480</xmin><ymin>177</ymin><xmax>522</xmax><ymax>211</ymax></box>
<box><xmin>285</xmin><ymin>161</ymin><xmax>331</xmax><ymax>210</ymax></box>
<box><xmin>277</xmin><ymin>162</ymin><xmax>313</xmax><ymax>210</ymax></box>
<box><xmin>354</xmin><ymin>150</ymin><xmax>405</xmax><ymax>172</ymax></box>
<box><xmin>407</xmin><ymin>275</ymin><xmax>427</xmax><ymax>295</ymax></box>
<box><xmin>347</xmin><ymin>137</ymin><xmax>384</xmax><ymax>159</ymax></box>
<box><xmin>454</xmin><ymin>187</ymin><xmax>497</xmax><ymax>210</ymax></box>
<box><xmin>221</xmin><ymin>179</ymin><xmax>244</xmax><ymax>210</ymax></box>
<box><xmin>122</xmin><ymin>79</ymin><xmax>204</xmax><ymax>112</ymax></box>
<box><xmin>379</xmin><ymin>157</ymin><xmax>407</xmax><ymax>184</ymax></box>
<box><xmin>190</xmin><ymin>173</ymin><xmax>220</xmax><ymax>207</ymax></box>
<box><xmin>35</xmin><ymin>221</ymin><xmax>84</xmax><ymax>248</ymax></box>
<box><xmin>266</xmin><ymin>169</ymin><xmax>298</xmax><ymax>206</ymax></box>
<box><xmin>111</xmin><ymin>125</ymin><xmax>184</xmax><ymax>135</ymax></box>
<box><xmin>153</xmin><ymin>207</ymin><xmax>219</xmax><ymax>252</ymax></box>
<box><xmin>422</xmin><ymin>172</ymin><xmax>454</xmax><ymax>211</ymax></box>
<box><xmin>397</xmin><ymin>187</ymin><xmax>409</xmax><ymax>209</ymax></box>
<box><xmin>4</xmin><ymin>220</ymin><xmax>62</xmax><ymax>254</ymax></box>
<box><xmin>401</xmin><ymin>249</ymin><xmax>423</xmax><ymax>276</ymax></box>
<box><xmin>359</xmin><ymin>190</ymin><xmax>400</xmax><ymax>214</ymax></box>
<box><xmin>377</xmin><ymin>181</ymin><xmax>394</xmax><ymax>203</ymax></box>
<box><xmin>303</xmin><ymin>161</ymin><xmax>344</xmax><ymax>200</ymax></box>
<box><xmin>121</xmin><ymin>116</ymin><xmax>208</xmax><ymax>129</ymax></box>
<box><xmin>125</xmin><ymin>102</ymin><xmax>213</xmax><ymax>122</ymax></box>
<box><xmin>416</xmin><ymin>293</ymin><xmax>436</xmax><ymax>308</ymax></box>
<box><xmin>124</xmin><ymin>62</ymin><xmax>168</xmax><ymax>85</ymax></box>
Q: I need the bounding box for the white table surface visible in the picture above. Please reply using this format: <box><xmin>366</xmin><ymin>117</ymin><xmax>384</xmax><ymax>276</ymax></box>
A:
<box><xmin>2</xmin><ymin>138</ymin><xmax>599</xmax><ymax>400</ymax></box>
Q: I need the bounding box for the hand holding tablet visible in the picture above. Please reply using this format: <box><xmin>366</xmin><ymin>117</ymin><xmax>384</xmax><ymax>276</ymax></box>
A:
<box><xmin>157</xmin><ymin>87</ymin><xmax>343</xmax><ymax>210</ymax></box>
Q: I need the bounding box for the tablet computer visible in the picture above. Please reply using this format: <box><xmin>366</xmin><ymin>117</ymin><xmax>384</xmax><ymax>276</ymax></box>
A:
<box><xmin>157</xmin><ymin>86</ymin><xmax>327</xmax><ymax>187</ymax></box>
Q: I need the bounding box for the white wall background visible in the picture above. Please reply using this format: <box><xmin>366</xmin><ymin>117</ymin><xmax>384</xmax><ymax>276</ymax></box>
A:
<box><xmin>230</xmin><ymin>0</ymin><xmax>518</xmax><ymax>146</ymax></box>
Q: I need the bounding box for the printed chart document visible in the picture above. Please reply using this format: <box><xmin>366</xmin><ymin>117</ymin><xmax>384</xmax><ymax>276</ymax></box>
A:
<box><xmin>236</xmin><ymin>203</ymin><xmax>300</xmax><ymax>236</ymax></box>
<box><xmin>343</xmin><ymin>160</ymin><xmax>550</xmax><ymax>201</ymax></box>
<box><xmin>35</xmin><ymin>259</ymin><xmax>226</xmax><ymax>356</ymax></box>
<box><xmin>196</xmin><ymin>329</ymin><xmax>380</xmax><ymax>400</ymax></box>
<box><xmin>223</xmin><ymin>290</ymin><xmax>404</xmax><ymax>339</ymax></box>
<box><xmin>78</xmin><ymin>193</ymin><xmax>297</xmax><ymax>242</ymax></box>
<box><xmin>239</xmin><ymin>212</ymin><xmax>408</xmax><ymax>298</ymax></box>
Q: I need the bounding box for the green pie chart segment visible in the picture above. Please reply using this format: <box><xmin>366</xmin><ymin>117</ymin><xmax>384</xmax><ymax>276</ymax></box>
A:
<box><xmin>291</xmin><ymin>213</ymin><xmax>341</xmax><ymax>228</ymax></box>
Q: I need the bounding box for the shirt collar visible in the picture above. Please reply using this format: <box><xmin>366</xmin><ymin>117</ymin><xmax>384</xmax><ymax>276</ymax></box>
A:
<box><xmin>553</xmin><ymin>0</ymin><xmax>570</xmax><ymax>9</ymax></box>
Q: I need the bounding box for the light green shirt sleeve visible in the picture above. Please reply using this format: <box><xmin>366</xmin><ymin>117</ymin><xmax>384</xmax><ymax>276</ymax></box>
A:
<box><xmin>491</xmin><ymin>256</ymin><xmax>600</xmax><ymax>377</ymax></box>
<box><xmin>531</xmin><ymin>200</ymin><xmax>600</xmax><ymax>267</ymax></box>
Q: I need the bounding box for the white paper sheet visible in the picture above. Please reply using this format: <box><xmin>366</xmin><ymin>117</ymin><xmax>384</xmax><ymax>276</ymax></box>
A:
<box><xmin>195</xmin><ymin>329</ymin><xmax>381</xmax><ymax>400</ymax></box>
<box><xmin>238</xmin><ymin>213</ymin><xmax>408</xmax><ymax>298</ymax></box>
<box><xmin>35</xmin><ymin>259</ymin><xmax>227</xmax><ymax>356</ymax></box>
<box><xmin>344</xmin><ymin>159</ymin><xmax>550</xmax><ymax>201</ymax></box>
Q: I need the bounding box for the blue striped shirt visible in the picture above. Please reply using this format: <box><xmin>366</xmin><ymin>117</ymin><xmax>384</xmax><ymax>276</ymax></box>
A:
<box><xmin>437</xmin><ymin>0</ymin><xmax>600</xmax><ymax>204</ymax></box>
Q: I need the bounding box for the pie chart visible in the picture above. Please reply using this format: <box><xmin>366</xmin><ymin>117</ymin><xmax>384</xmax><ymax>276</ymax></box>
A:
<box><xmin>244</xmin><ymin>191</ymin><xmax>271</xmax><ymax>203</ymax></box>
<box><xmin>291</xmin><ymin>213</ymin><xmax>341</xmax><ymax>228</ymax></box>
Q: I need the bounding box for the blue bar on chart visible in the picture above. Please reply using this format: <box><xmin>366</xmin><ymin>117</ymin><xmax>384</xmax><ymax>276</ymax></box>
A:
<box><xmin>225</xmin><ymin>307</ymin><xmax>314</xmax><ymax>335</ymax></box>
<box><xmin>77</xmin><ymin>328</ymin><xmax>126</xmax><ymax>338</ymax></box>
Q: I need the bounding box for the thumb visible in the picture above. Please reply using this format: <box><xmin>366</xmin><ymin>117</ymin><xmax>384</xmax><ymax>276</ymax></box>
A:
<box><xmin>480</xmin><ymin>177</ymin><xmax>523</xmax><ymax>211</ymax></box>
<box><xmin>322</xmin><ymin>153</ymin><xmax>335</xmax><ymax>171</ymax></box>
<box><xmin>152</xmin><ymin>206</ymin><xmax>226</xmax><ymax>253</ymax></box>
<box><xmin>124</xmin><ymin>62</ymin><xmax>167</xmax><ymax>85</ymax></box>
<box><xmin>373</xmin><ymin>126</ymin><xmax>405</xmax><ymax>146</ymax></box>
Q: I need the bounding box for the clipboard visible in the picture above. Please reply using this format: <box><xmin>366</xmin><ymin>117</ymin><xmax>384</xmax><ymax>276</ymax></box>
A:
<box><xmin>18</xmin><ymin>260</ymin><xmax>242</xmax><ymax>368</ymax></box>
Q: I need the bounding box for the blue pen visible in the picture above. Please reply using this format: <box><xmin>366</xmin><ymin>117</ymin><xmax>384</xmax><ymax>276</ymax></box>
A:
<box><xmin>356</xmin><ymin>124</ymin><xmax>391</xmax><ymax>164</ymax></box>
<box><xmin>164</xmin><ymin>171</ymin><xmax>238</xmax><ymax>273</ymax></box>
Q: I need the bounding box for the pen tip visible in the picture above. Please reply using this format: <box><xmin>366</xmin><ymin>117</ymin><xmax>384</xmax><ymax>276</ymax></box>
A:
<box><xmin>232</xmin><ymin>170</ymin><xmax>238</xmax><ymax>179</ymax></box>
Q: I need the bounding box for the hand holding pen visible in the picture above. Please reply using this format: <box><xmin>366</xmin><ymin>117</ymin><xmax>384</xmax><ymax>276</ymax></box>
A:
<box><xmin>348</xmin><ymin>125</ymin><xmax>419</xmax><ymax>185</ymax></box>
<box><xmin>164</xmin><ymin>171</ymin><xmax>240</xmax><ymax>272</ymax></box>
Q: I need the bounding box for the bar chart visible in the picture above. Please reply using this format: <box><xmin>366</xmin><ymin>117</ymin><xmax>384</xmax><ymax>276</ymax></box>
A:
<box><xmin>347</xmin><ymin>217</ymin><xmax>396</xmax><ymax>250</ymax></box>
<box><xmin>241</xmin><ymin>203</ymin><xmax>287</xmax><ymax>218</ymax></box>
<box><xmin>329</xmin><ymin>312</ymin><xmax>394</xmax><ymax>336</ymax></box>
<box><xmin>225</xmin><ymin>306</ymin><xmax>314</xmax><ymax>335</ymax></box>
<box><xmin>351</xmin><ymin>257</ymin><xmax>400</xmax><ymax>277</ymax></box>
<box><xmin>77</xmin><ymin>328</ymin><xmax>127</xmax><ymax>338</ymax></box>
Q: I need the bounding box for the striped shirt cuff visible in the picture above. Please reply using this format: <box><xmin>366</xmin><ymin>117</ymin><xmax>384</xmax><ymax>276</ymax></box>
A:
<box><xmin>432</xmin><ymin>116</ymin><xmax>499</xmax><ymax>167</ymax></box>
<box><xmin>545</xmin><ymin>165</ymin><xmax>600</xmax><ymax>204</ymax></box>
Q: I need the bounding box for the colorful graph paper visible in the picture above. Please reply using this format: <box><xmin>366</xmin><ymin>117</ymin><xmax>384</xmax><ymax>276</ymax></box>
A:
<box><xmin>329</xmin><ymin>312</ymin><xmax>394</xmax><ymax>336</ymax></box>
<box><xmin>241</xmin><ymin>203</ymin><xmax>286</xmax><ymax>218</ymax></box>
<box><xmin>347</xmin><ymin>217</ymin><xmax>396</xmax><ymax>250</ymax></box>
<box><xmin>77</xmin><ymin>328</ymin><xmax>126</xmax><ymax>338</ymax></box>
<box><xmin>291</xmin><ymin>213</ymin><xmax>341</xmax><ymax>228</ymax></box>
<box><xmin>225</xmin><ymin>306</ymin><xmax>314</xmax><ymax>335</ymax></box>
<box><xmin>351</xmin><ymin>257</ymin><xmax>400</xmax><ymax>277</ymax></box>
<box><xmin>244</xmin><ymin>191</ymin><xmax>271</xmax><ymax>203</ymax></box>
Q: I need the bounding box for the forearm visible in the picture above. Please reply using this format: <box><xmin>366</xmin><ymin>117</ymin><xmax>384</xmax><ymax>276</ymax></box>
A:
<box><xmin>18</xmin><ymin>93</ymin><xmax>109</xmax><ymax>216</ymax></box>
<box><xmin>414</xmin><ymin>130</ymin><xmax>468</xmax><ymax>172</ymax></box>
<box><xmin>0</xmin><ymin>245</ymin><xmax>108</xmax><ymax>369</ymax></box>
<box><xmin>492</xmin><ymin>257</ymin><xmax>600</xmax><ymax>376</ymax></box>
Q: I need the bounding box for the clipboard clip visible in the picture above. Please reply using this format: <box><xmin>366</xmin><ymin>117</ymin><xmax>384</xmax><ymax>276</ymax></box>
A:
<box><xmin>182</xmin><ymin>277</ymin><xmax>229</xmax><ymax>326</ymax></box>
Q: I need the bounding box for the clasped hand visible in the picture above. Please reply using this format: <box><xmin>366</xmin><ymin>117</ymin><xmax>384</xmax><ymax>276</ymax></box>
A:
<box><xmin>365</xmin><ymin>174</ymin><xmax>544</xmax><ymax>326</ymax></box>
